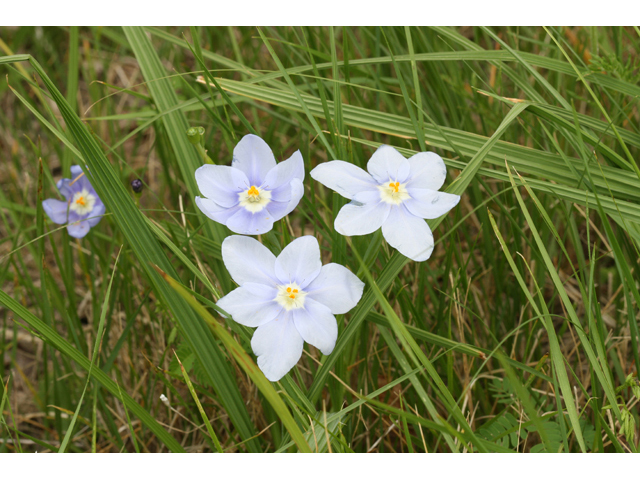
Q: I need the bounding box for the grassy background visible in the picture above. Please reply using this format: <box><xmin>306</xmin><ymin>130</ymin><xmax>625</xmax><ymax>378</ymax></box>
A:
<box><xmin>0</xmin><ymin>26</ymin><xmax>639</xmax><ymax>452</ymax></box>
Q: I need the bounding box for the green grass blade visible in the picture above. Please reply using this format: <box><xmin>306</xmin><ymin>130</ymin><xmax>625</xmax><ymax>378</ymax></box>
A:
<box><xmin>349</xmin><ymin>239</ymin><xmax>485</xmax><ymax>452</ymax></box>
<box><xmin>175</xmin><ymin>351</ymin><xmax>224</xmax><ymax>453</ymax></box>
<box><xmin>155</xmin><ymin>266</ymin><xmax>312</xmax><ymax>453</ymax></box>
<box><xmin>488</xmin><ymin>210</ymin><xmax>587</xmax><ymax>452</ymax></box>
<box><xmin>208</xmin><ymin>78</ymin><xmax>640</xmax><ymax>208</ymax></box>
<box><xmin>509</xmin><ymin>170</ymin><xmax>621</xmax><ymax>423</ymax></box>
<box><xmin>58</xmin><ymin>248</ymin><xmax>122</xmax><ymax>453</ymax></box>
<box><xmin>0</xmin><ymin>288</ymin><xmax>183</xmax><ymax>452</ymax></box>
<box><xmin>256</xmin><ymin>28</ymin><xmax>336</xmax><ymax>159</ymax></box>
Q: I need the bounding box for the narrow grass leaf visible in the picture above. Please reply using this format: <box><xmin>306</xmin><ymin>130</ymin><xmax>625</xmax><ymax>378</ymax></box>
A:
<box><xmin>155</xmin><ymin>266</ymin><xmax>312</xmax><ymax>453</ymax></box>
<box><xmin>58</xmin><ymin>248</ymin><xmax>122</xmax><ymax>453</ymax></box>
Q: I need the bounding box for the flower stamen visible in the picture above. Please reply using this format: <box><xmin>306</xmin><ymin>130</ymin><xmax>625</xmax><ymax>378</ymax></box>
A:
<box><xmin>247</xmin><ymin>185</ymin><xmax>260</xmax><ymax>198</ymax></box>
<box><xmin>378</xmin><ymin>180</ymin><xmax>410</xmax><ymax>205</ymax></box>
<box><xmin>239</xmin><ymin>185</ymin><xmax>272</xmax><ymax>212</ymax></box>
<box><xmin>69</xmin><ymin>188</ymin><xmax>97</xmax><ymax>215</ymax></box>
<box><xmin>276</xmin><ymin>283</ymin><xmax>306</xmax><ymax>310</ymax></box>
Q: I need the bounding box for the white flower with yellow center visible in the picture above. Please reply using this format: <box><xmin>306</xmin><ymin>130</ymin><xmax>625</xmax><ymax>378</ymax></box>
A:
<box><xmin>216</xmin><ymin>235</ymin><xmax>364</xmax><ymax>382</ymax></box>
<box><xmin>311</xmin><ymin>145</ymin><xmax>460</xmax><ymax>262</ymax></box>
<box><xmin>195</xmin><ymin>134</ymin><xmax>304</xmax><ymax>235</ymax></box>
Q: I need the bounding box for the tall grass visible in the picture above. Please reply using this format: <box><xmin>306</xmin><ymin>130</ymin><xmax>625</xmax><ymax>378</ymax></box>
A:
<box><xmin>0</xmin><ymin>26</ymin><xmax>639</xmax><ymax>452</ymax></box>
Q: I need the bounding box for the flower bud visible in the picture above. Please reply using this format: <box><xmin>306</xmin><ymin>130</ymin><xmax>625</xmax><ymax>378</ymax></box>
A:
<box><xmin>131</xmin><ymin>178</ymin><xmax>143</xmax><ymax>194</ymax></box>
<box><xmin>187</xmin><ymin>126</ymin><xmax>205</xmax><ymax>145</ymax></box>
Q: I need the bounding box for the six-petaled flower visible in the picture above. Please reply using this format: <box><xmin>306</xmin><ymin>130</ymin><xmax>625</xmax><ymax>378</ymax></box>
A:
<box><xmin>42</xmin><ymin>165</ymin><xmax>105</xmax><ymax>239</ymax></box>
<box><xmin>195</xmin><ymin>134</ymin><xmax>304</xmax><ymax>235</ymax></box>
<box><xmin>310</xmin><ymin>145</ymin><xmax>460</xmax><ymax>262</ymax></box>
<box><xmin>217</xmin><ymin>235</ymin><xmax>364</xmax><ymax>381</ymax></box>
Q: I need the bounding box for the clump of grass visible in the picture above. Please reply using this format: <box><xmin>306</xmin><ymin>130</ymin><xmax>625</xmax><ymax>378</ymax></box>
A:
<box><xmin>0</xmin><ymin>26</ymin><xmax>639</xmax><ymax>452</ymax></box>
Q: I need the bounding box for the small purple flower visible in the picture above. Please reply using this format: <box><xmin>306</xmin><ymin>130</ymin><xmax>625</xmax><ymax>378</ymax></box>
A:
<box><xmin>42</xmin><ymin>165</ymin><xmax>105</xmax><ymax>239</ymax></box>
<box><xmin>195</xmin><ymin>134</ymin><xmax>304</xmax><ymax>235</ymax></box>
<box><xmin>311</xmin><ymin>145</ymin><xmax>460</xmax><ymax>262</ymax></box>
<box><xmin>217</xmin><ymin>235</ymin><xmax>364</xmax><ymax>381</ymax></box>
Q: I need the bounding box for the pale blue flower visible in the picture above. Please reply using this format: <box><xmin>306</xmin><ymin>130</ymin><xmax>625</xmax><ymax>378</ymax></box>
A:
<box><xmin>42</xmin><ymin>165</ymin><xmax>105</xmax><ymax>239</ymax></box>
<box><xmin>195</xmin><ymin>134</ymin><xmax>304</xmax><ymax>235</ymax></box>
<box><xmin>217</xmin><ymin>235</ymin><xmax>364</xmax><ymax>381</ymax></box>
<box><xmin>311</xmin><ymin>145</ymin><xmax>460</xmax><ymax>262</ymax></box>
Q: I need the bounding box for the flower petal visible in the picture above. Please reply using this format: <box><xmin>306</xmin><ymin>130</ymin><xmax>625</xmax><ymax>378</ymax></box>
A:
<box><xmin>70</xmin><ymin>165</ymin><xmax>83</xmax><ymax>178</ymax></box>
<box><xmin>263</xmin><ymin>200</ymin><xmax>289</xmax><ymax>221</ymax></box>
<box><xmin>65</xmin><ymin>165</ymin><xmax>92</xmax><ymax>194</ymax></box>
<box><xmin>381</xmin><ymin>205</ymin><xmax>434</xmax><ymax>262</ymax></box>
<box><xmin>226</xmin><ymin>208</ymin><xmax>275</xmax><ymax>235</ymax></box>
<box><xmin>274</xmin><ymin>236</ymin><xmax>322</xmax><ymax>287</ymax></box>
<box><xmin>86</xmin><ymin>202</ymin><xmax>105</xmax><ymax>227</ymax></box>
<box><xmin>366</xmin><ymin>145</ymin><xmax>411</xmax><ymax>183</ymax></box>
<box><xmin>195</xmin><ymin>164</ymin><xmax>248</xmax><ymax>208</ymax></box>
<box><xmin>406</xmin><ymin>152</ymin><xmax>448</xmax><ymax>191</ymax></box>
<box><xmin>266</xmin><ymin>178</ymin><xmax>304</xmax><ymax>221</ymax></box>
<box><xmin>293</xmin><ymin>298</ymin><xmax>338</xmax><ymax>355</ymax></box>
<box><xmin>67</xmin><ymin>219</ymin><xmax>91</xmax><ymax>238</ymax></box>
<box><xmin>42</xmin><ymin>198</ymin><xmax>69</xmax><ymax>224</ymax></box>
<box><xmin>221</xmin><ymin>235</ymin><xmax>278</xmax><ymax>286</ymax></box>
<box><xmin>310</xmin><ymin>160</ymin><xmax>377</xmax><ymax>200</ymax></box>
<box><xmin>334</xmin><ymin>191</ymin><xmax>390</xmax><ymax>236</ymax></box>
<box><xmin>251</xmin><ymin>314</ymin><xmax>304</xmax><ymax>381</ymax></box>
<box><xmin>217</xmin><ymin>283</ymin><xmax>282</xmax><ymax>327</ymax></box>
<box><xmin>305</xmin><ymin>263</ymin><xmax>365</xmax><ymax>315</ymax></box>
<box><xmin>232</xmin><ymin>134</ymin><xmax>278</xmax><ymax>186</ymax></box>
<box><xmin>195</xmin><ymin>197</ymin><xmax>241</xmax><ymax>224</ymax></box>
<box><xmin>56</xmin><ymin>178</ymin><xmax>74</xmax><ymax>199</ymax></box>
<box><xmin>262</xmin><ymin>150</ymin><xmax>304</xmax><ymax>191</ymax></box>
<box><xmin>405</xmin><ymin>188</ymin><xmax>460</xmax><ymax>219</ymax></box>
<box><xmin>76</xmin><ymin>176</ymin><xmax>94</xmax><ymax>193</ymax></box>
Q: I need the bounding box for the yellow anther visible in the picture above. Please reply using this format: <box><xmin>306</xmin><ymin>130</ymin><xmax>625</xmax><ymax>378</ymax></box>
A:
<box><xmin>276</xmin><ymin>283</ymin><xmax>306</xmax><ymax>310</ymax></box>
<box><xmin>75</xmin><ymin>196</ymin><xmax>86</xmax><ymax>206</ymax></box>
<box><xmin>388</xmin><ymin>182</ymin><xmax>400</xmax><ymax>193</ymax></box>
<box><xmin>247</xmin><ymin>185</ymin><xmax>260</xmax><ymax>196</ymax></box>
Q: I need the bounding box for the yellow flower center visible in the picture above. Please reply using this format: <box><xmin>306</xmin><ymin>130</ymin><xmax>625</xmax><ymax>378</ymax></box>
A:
<box><xmin>378</xmin><ymin>180</ymin><xmax>410</xmax><ymax>205</ymax></box>
<box><xmin>69</xmin><ymin>188</ymin><xmax>96</xmax><ymax>215</ymax></box>
<box><xmin>238</xmin><ymin>185</ymin><xmax>271</xmax><ymax>212</ymax></box>
<box><xmin>247</xmin><ymin>185</ymin><xmax>260</xmax><ymax>198</ymax></box>
<box><xmin>275</xmin><ymin>283</ymin><xmax>306</xmax><ymax>310</ymax></box>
